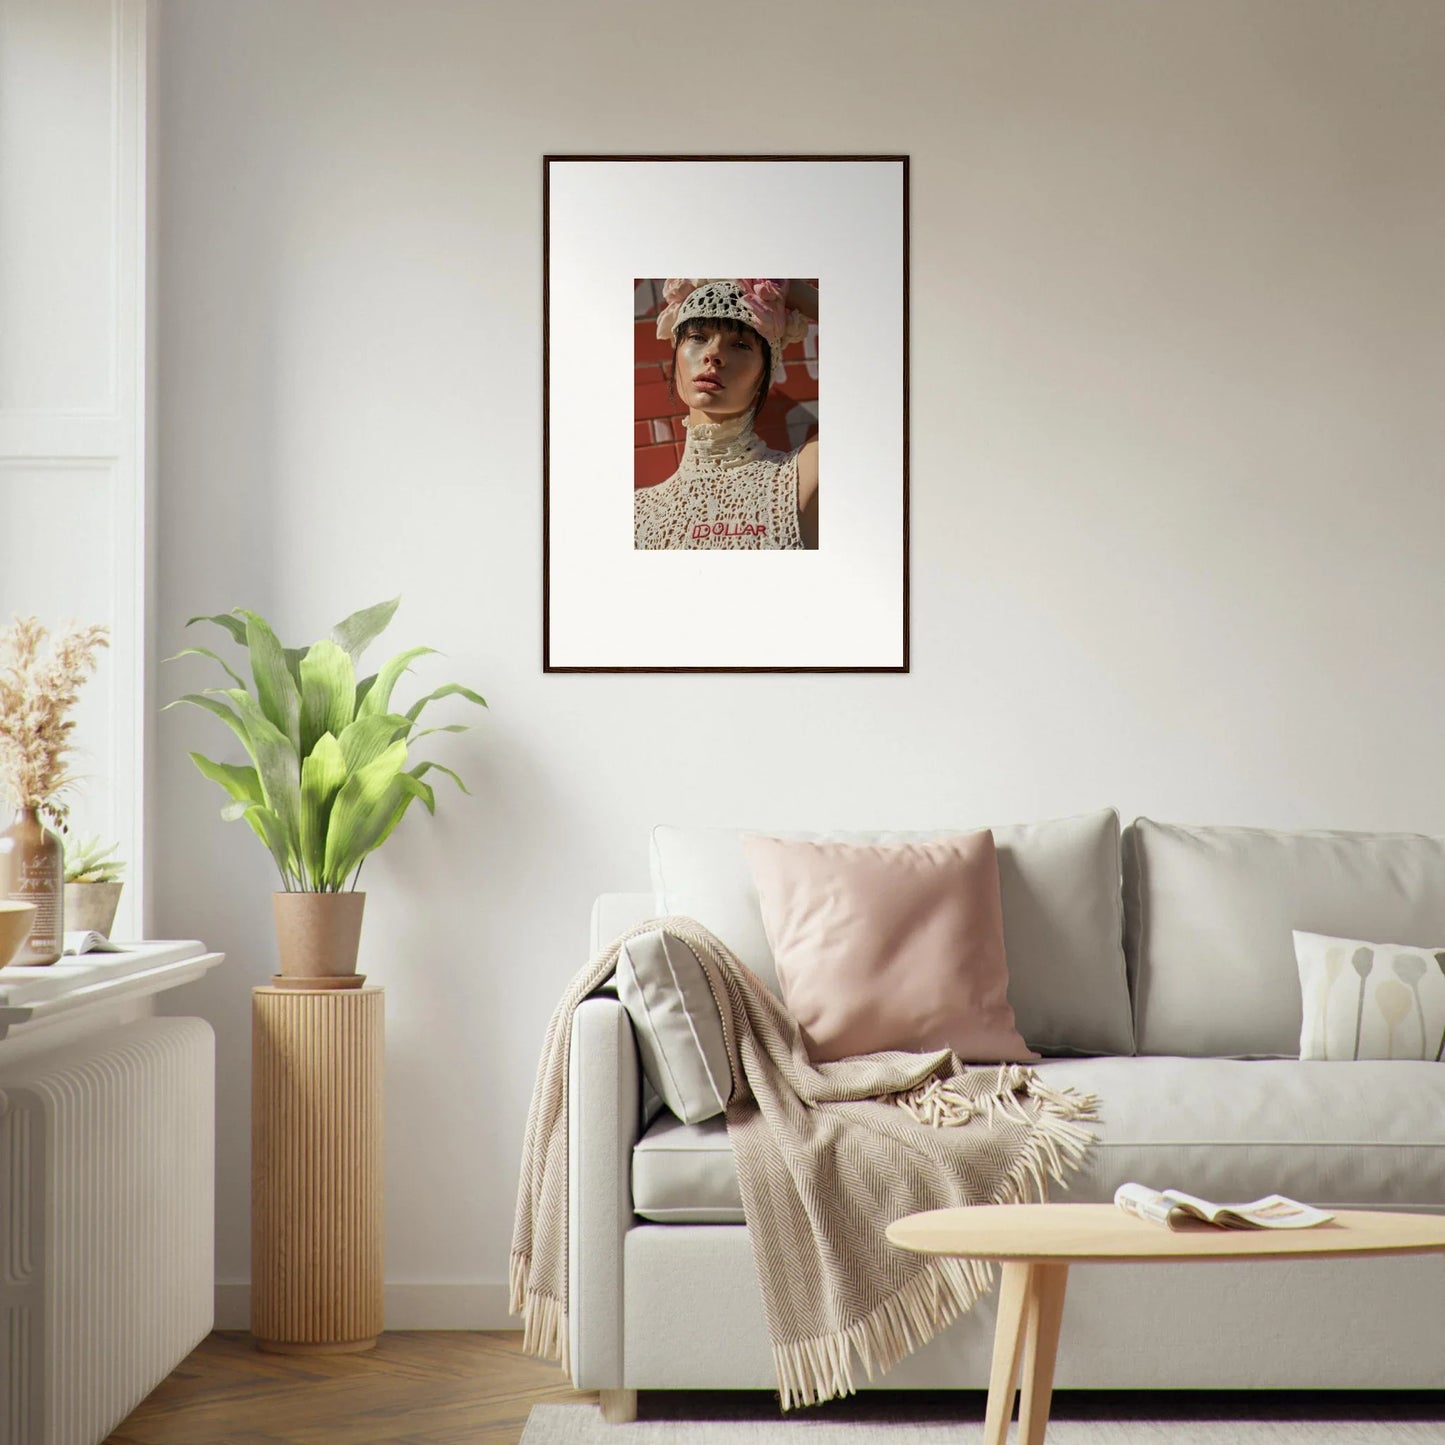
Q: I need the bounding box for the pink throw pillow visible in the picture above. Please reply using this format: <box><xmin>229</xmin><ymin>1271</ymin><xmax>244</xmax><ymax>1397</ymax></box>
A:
<box><xmin>741</xmin><ymin>831</ymin><xmax>1038</xmax><ymax>1064</ymax></box>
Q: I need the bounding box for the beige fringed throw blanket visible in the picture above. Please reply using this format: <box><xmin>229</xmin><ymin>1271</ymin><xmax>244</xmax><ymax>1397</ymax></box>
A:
<box><xmin>511</xmin><ymin>918</ymin><xmax>1098</xmax><ymax>1410</ymax></box>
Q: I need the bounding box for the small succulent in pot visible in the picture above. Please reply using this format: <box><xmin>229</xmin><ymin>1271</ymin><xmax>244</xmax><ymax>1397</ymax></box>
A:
<box><xmin>62</xmin><ymin>836</ymin><xmax>126</xmax><ymax>939</ymax></box>
<box><xmin>64</xmin><ymin>836</ymin><xmax>126</xmax><ymax>885</ymax></box>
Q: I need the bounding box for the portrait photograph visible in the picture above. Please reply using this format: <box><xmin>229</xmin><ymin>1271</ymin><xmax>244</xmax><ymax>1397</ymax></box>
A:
<box><xmin>544</xmin><ymin>156</ymin><xmax>907</xmax><ymax>672</ymax></box>
<box><xmin>634</xmin><ymin>278</ymin><xmax>819</xmax><ymax>553</ymax></box>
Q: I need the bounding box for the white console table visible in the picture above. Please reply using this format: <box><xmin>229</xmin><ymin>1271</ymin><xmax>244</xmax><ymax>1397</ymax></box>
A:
<box><xmin>0</xmin><ymin>940</ymin><xmax>223</xmax><ymax>1042</ymax></box>
<box><xmin>0</xmin><ymin>941</ymin><xmax>225</xmax><ymax>1445</ymax></box>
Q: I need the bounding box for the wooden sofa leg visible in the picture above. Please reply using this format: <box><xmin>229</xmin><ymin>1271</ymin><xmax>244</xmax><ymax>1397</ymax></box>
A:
<box><xmin>600</xmin><ymin>1389</ymin><xmax>637</xmax><ymax>1423</ymax></box>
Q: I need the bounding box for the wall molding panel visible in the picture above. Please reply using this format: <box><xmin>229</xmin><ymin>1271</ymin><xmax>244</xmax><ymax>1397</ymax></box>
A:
<box><xmin>0</xmin><ymin>0</ymin><xmax>149</xmax><ymax>934</ymax></box>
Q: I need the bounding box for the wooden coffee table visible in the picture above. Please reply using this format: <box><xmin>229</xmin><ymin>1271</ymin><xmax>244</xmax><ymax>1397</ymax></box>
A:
<box><xmin>886</xmin><ymin>1202</ymin><xmax>1445</xmax><ymax>1445</ymax></box>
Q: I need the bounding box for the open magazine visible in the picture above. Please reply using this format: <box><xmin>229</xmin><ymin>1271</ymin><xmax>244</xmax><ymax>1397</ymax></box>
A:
<box><xmin>1114</xmin><ymin>1182</ymin><xmax>1334</xmax><ymax>1231</ymax></box>
<box><xmin>62</xmin><ymin>931</ymin><xmax>129</xmax><ymax>955</ymax></box>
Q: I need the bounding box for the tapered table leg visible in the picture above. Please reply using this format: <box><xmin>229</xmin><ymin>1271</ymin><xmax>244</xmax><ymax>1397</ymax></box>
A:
<box><xmin>1018</xmin><ymin>1263</ymin><xmax>1069</xmax><ymax>1445</ymax></box>
<box><xmin>982</xmin><ymin>1261</ymin><xmax>1032</xmax><ymax>1445</ymax></box>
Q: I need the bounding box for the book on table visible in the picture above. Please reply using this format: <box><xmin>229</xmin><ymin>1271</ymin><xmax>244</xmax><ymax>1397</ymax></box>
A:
<box><xmin>62</xmin><ymin>931</ymin><xmax>128</xmax><ymax>955</ymax></box>
<box><xmin>1114</xmin><ymin>1182</ymin><xmax>1334</xmax><ymax>1231</ymax></box>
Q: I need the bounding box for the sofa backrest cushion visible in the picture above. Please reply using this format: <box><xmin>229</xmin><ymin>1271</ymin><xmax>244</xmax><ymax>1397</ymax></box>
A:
<box><xmin>650</xmin><ymin>808</ymin><xmax>1132</xmax><ymax>1056</ymax></box>
<box><xmin>1125</xmin><ymin>817</ymin><xmax>1445</xmax><ymax>1057</ymax></box>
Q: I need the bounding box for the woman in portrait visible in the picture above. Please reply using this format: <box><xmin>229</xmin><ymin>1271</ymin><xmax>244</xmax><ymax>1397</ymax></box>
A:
<box><xmin>635</xmin><ymin>278</ymin><xmax>819</xmax><ymax>551</ymax></box>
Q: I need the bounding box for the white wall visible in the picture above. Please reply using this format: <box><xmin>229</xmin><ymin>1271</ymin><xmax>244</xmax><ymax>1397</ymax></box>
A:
<box><xmin>154</xmin><ymin>0</ymin><xmax>1445</xmax><ymax>1324</ymax></box>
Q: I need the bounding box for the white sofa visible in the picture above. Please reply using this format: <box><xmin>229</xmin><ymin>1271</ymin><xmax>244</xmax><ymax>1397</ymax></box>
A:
<box><xmin>566</xmin><ymin>812</ymin><xmax>1445</xmax><ymax>1406</ymax></box>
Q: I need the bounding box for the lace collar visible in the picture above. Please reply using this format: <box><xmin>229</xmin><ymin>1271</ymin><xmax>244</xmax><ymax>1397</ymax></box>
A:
<box><xmin>679</xmin><ymin>409</ymin><xmax>769</xmax><ymax>470</ymax></box>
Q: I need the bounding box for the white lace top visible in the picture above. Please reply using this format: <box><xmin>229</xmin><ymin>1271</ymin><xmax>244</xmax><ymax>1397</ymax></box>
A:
<box><xmin>634</xmin><ymin>412</ymin><xmax>804</xmax><ymax>551</ymax></box>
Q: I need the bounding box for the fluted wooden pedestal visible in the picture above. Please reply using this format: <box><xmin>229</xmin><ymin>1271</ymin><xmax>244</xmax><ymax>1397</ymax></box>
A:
<box><xmin>251</xmin><ymin>984</ymin><xmax>384</xmax><ymax>1353</ymax></box>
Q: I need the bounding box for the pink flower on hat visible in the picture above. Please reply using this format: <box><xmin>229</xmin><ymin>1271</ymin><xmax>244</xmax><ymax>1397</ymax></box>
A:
<box><xmin>737</xmin><ymin>279</ymin><xmax>788</xmax><ymax>343</ymax></box>
<box><xmin>662</xmin><ymin>278</ymin><xmax>704</xmax><ymax>305</ymax></box>
<box><xmin>739</xmin><ymin>278</ymin><xmax>786</xmax><ymax>304</ymax></box>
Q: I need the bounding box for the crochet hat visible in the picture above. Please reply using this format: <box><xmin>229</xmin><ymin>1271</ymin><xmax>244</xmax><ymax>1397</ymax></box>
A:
<box><xmin>656</xmin><ymin>279</ymin><xmax>810</xmax><ymax>383</ymax></box>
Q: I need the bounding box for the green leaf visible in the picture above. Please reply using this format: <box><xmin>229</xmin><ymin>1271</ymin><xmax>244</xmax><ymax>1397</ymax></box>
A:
<box><xmin>300</xmin><ymin>732</ymin><xmax>348</xmax><ymax>889</ymax></box>
<box><xmin>166</xmin><ymin>693</ymin><xmax>255</xmax><ymax>762</ymax></box>
<box><xmin>239</xmin><ymin>611</ymin><xmax>301</xmax><ymax>752</ymax></box>
<box><xmin>188</xmin><ymin>752</ymin><xmax>264</xmax><ymax>807</ymax></box>
<box><xmin>214</xmin><ymin>687</ymin><xmax>301</xmax><ymax>866</ymax></box>
<box><xmin>367</xmin><ymin>774</ymin><xmax>435</xmax><ymax>855</ymax></box>
<box><xmin>411</xmin><ymin>759</ymin><xmax>470</xmax><ymax>796</ymax></box>
<box><xmin>403</xmin><ymin>774</ymin><xmax>435</xmax><ymax>815</ymax></box>
<box><xmin>330</xmin><ymin>597</ymin><xmax>401</xmax><ymax>665</ymax></box>
<box><xmin>357</xmin><ymin>646</ymin><xmax>436</xmax><ymax>720</ymax></box>
<box><xmin>298</xmin><ymin>640</ymin><xmax>357</xmax><ymax>759</ymax></box>
<box><xmin>232</xmin><ymin>802</ymin><xmax>295</xmax><ymax>887</ymax></box>
<box><xmin>354</xmin><ymin>673</ymin><xmax>378</xmax><ymax>711</ymax></box>
<box><xmin>166</xmin><ymin>646</ymin><xmax>247</xmax><ymax>690</ymax></box>
<box><xmin>186</xmin><ymin>612</ymin><xmax>247</xmax><ymax>645</ymax></box>
<box><xmin>322</xmin><ymin>740</ymin><xmax>408</xmax><ymax>885</ymax></box>
<box><xmin>282</xmin><ymin>647</ymin><xmax>307</xmax><ymax>688</ymax></box>
<box><xmin>337</xmin><ymin>713</ymin><xmax>410</xmax><ymax>773</ymax></box>
<box><xmin>403</xmin><ymin>682</ymin><xmax>488</xmax><ymax>723</ymax></box>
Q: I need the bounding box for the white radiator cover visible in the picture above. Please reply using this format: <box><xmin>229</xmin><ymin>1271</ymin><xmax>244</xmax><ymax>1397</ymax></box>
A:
<box><xmin>0</xmin><ymin>1017</ymin><xmax>215</xmax><ymax>1445</ymax></box>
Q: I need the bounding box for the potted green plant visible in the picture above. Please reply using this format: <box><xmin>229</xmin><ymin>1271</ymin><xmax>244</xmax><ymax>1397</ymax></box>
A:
<box><xmin>168</xmin><ymin>597</ymin><xmax>485</xmax><ymax>980</ymax></box>
<box><xmin>63</xmin><ymin>836</ymin><xmax>126</xmax><ymax>937</ymax></box>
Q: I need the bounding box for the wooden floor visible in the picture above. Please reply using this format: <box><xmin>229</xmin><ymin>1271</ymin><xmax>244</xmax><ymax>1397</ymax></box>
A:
<box><xmin>104</xmin><ymin>1331</ymin><xmax>596</xmax><ymax>1445</ymax></box>
<box><xmin>104</xmin><ymin>1331</ymin><xmax>1445</xmax><ymax>1443</ymax></box>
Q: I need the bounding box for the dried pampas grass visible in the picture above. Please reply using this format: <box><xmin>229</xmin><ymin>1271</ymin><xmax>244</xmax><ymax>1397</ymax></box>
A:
<box><xmin>0</xmin><ymin>616</ymin><xmax>110</xmax><ymax>828</ymax></box>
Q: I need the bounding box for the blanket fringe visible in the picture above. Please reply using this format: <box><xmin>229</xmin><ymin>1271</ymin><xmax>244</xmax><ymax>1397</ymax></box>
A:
<box><xmin>512</xmin><ymin>1252</ymin><xmax>571</xmax><ymax>1374</ymax></box>
<box><xmin>519</xmin><ymin>1287</ymin><xmax>571</xmax><ymax>1374</ymax></box>
<box><xmin>1005</xmin><ymin>1077</ymin><xmax>1100</xmax><ymax>1202</ymax></box>
<box><xmin>508</xmin><ymin>1250</ymin><xmax>529</xmax><ymax>1316</ymax></box>
<box><xmin>773</xmin><ymin>1254</ymin><xmax>993</xmax><ymax>1410</ymax></box>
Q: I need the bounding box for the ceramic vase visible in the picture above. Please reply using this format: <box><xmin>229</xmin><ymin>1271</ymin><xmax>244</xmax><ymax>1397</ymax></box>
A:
<box><xmin>0</xmin><ymin>807</ymin><xmax>64</xmax><ymax>965</ymax></box>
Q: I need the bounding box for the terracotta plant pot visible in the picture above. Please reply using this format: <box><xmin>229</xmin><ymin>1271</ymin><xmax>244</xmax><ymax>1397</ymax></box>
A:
<box><xmin>273</xmin><ymin>892</ymin><xmax>366</xmax><ymax>978</ymax></box>
<box><xmin>0</xmin><ymin>901</ymin><xmax>38</xmax><ymax>970</ymax></box>
<box><xmin>63</xmin><ymin>881</ymin><xmax>124</xmax><ymax>938</ymax></box>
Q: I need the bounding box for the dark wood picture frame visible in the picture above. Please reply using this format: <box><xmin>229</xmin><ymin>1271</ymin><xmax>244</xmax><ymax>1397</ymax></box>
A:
<box><xmin>543</xmin><ymin>154</ymin><xmax>909</xmax><ymax>673</ymax></box>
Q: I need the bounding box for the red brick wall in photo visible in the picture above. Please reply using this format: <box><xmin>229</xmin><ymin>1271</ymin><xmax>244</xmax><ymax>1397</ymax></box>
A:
<box><xmin>634</xmin><ymin>279</ymin><xmax>819</xmax><ymax>490</ymax></box>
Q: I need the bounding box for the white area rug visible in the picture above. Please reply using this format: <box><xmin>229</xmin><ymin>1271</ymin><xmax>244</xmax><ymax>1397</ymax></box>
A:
<box><xmin>522</xmin><ymin>1394</ymin><xmax>1445</xmax><ymax>1443</ymax></box>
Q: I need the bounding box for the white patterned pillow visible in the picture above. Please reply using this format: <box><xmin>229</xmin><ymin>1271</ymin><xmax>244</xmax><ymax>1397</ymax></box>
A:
<box><xmin>1294</xmin><ymin>930</ymin><xmax>1445</xmax><ymax>1061</ymax></box>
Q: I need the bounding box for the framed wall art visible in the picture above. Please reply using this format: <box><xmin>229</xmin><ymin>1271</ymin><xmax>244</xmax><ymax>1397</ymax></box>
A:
<box><xmin>543</xmin><ymin>154</ymin><xmax>908</xmax><ymax>673</ymax></box>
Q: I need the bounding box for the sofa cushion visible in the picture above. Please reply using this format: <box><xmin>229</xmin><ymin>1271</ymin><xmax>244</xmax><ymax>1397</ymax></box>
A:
<box><xmin>616</xmin><ymin>927</ymin><xmax>734</xmax><ymax>1124</ymax></box>
<box><xmin>1125</xmin><ymin>818</ymin><xmax>1445</xmax><ymax>1057</ymax></box>
<box><xmin>631</xmin><ymin>1057</ymin><xmax>1445</xmax><ymax>1223</ymax></box>
<box><xmin>1294</xmin><ymin>930</ymin><xmax>1445</xmax><ymax>1062</ymax></box>
<box><xmin>651</xmin><ymin>809</ymin><xmax>1132</xmax><ymax>1056</ymax></box>
<box><xmin>633</xmin><ymin>1113</ymin><xmax>742</xmax><ymax>1223</ymax></box>
<box><xmin>743</xmin><ymin>831</ymin><xmax>1037</xmax><ymax>1064</ymax></box>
